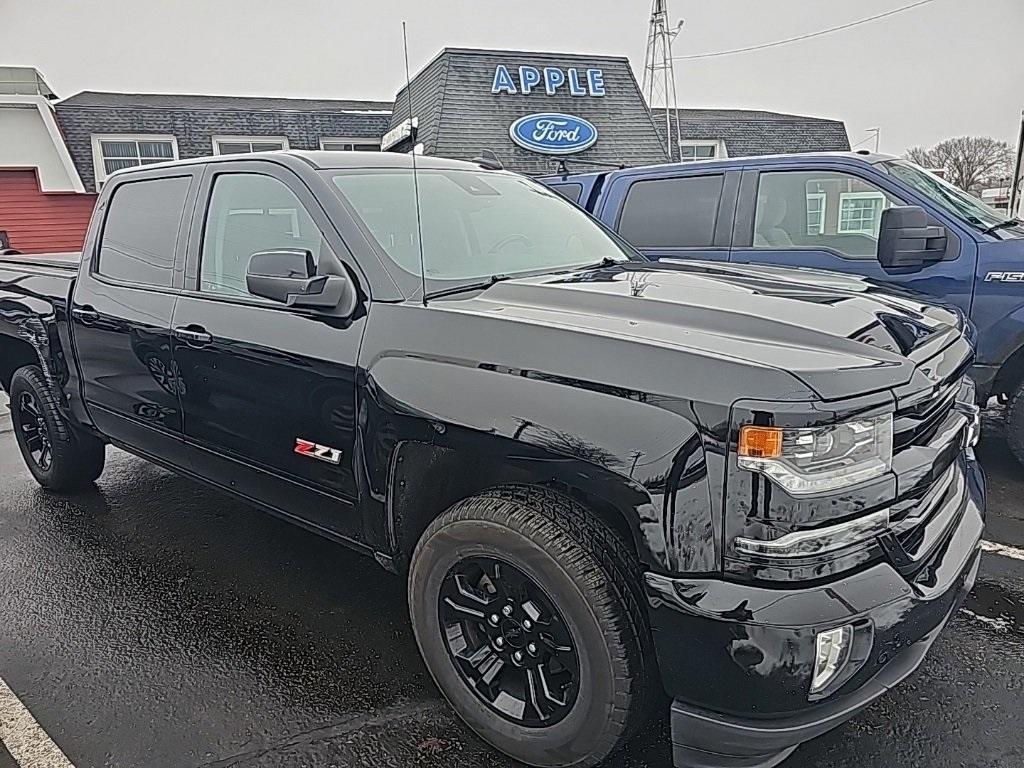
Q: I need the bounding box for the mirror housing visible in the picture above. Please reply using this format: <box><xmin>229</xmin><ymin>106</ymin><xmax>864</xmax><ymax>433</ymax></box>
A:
<box><xmin>246</xmin><ymin>249</ymin><xmax>357</xmax><ymax>314</ymax></box>
<box><xmin>877</xmin><ymin>206</ymin><xmax>947</xmax><ymax>270</ymax></box>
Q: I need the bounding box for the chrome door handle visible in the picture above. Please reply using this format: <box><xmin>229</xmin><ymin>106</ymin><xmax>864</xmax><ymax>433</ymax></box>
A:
<box><xmin>71</xmin><ymin>306</ymin><xmax>99</xmax><ymax>323</ymax></box>
<box><xmin>173</xmin><ymin>326</ymin><xmax>213</xmax><ymax>346</ymax></box>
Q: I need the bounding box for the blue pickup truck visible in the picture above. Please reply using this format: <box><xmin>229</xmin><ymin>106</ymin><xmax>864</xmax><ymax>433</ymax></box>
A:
<box><xmin>543</xmin><ymin>152</ymin><xmax>1024</xmax><ymax>460</ymax></box>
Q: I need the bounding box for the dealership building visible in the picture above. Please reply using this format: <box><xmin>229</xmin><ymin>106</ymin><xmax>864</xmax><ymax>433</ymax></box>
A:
<box><xmin>1</xmin><ymin>50</ymin><xmax>850</xmax><ymax>253</ymax></box>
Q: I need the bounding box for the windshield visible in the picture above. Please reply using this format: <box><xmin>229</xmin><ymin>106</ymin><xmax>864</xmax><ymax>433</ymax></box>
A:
<box><xmin>329</xmin><ymin>169</ymin><xmax>635</xmax><ymax>285</ymax></box>
<box><xmin>878</xmin><ymin>159</ymin><xmax>1023</xmax><ymax>237</ymax></box>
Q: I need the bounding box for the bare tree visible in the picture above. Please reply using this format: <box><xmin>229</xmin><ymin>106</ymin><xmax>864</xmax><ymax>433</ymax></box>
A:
<box><xmin>905</xmin><ymin>136</ymin><xmax>1014</xmax><ymax>193</ymax></box>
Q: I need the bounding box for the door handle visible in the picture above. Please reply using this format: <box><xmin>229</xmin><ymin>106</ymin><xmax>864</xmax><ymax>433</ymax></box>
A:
<box><xmin>71</xmin><ymin>306</ymin><xmax>99</xmax><ymax>324</ymax></box>
<box><xmin>173</xmin><ymin>326</ymin><xmax>213</xmax><ymax>347</ymax></box>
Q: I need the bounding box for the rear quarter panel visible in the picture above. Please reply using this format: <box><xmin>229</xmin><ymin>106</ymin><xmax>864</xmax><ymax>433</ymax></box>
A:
<box><xmin>0</xmin><ymin>261</ymin><xmax>86</xmax><ymax>424</ymax></box>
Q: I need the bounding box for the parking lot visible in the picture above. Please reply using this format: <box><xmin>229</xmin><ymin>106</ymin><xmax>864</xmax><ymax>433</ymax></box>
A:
<box><xmin>0</xmin><ymin>405</ymin><xmax>1021</xmax><ymax>768</ymax></box>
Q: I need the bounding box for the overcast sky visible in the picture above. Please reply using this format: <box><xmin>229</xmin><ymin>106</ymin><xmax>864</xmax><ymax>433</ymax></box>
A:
<box><xmin>3</xmin><ymin>0</ymin><xmax>1021</xmax><ymax>155</ymax></box>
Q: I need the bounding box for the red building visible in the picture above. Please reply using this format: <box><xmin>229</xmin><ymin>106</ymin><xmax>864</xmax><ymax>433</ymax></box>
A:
<box><xmin>0</xmin><ymin>67</ymin><xmax>96</xmax><ymax>254</ymax></box>
<box><xmin>0</xmin><ymin>169</ymin><xmax>96</xmax><ymax>253</ymax></box>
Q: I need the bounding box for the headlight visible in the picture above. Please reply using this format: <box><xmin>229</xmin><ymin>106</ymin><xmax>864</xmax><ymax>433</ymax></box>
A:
<box><xmin>738</xmin><ymin>415</ymin><xmax>893</xmax><ymax>495</ymax></box>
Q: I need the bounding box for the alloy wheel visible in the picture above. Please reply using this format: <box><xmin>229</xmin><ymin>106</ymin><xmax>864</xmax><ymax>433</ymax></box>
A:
<box><xmin>438</xmin><ymin>556</ymin><xmax>579</xmax><ymax>727</ymax></box>
<box><xmin>17</xmin><ymin>391</ymin><xmax>52</xmax><ymax>471</ymax></box>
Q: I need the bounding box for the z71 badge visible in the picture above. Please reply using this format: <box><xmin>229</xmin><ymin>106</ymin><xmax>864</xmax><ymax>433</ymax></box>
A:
<box><xmin>985</xmin><ymin>271</ymin><xmax>1024</xmax><ymax>282</ymax></box>
<box><xmin>294</xmin><ymin>438</ymin><xmax>342</xmax><ymax>465</ymax></box>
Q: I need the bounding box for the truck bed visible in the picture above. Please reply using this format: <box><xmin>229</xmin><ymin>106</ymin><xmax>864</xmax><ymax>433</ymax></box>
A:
<box><xmin>0</xmin><ymin>252</ymin><xmax>81</xmax><ymax>272</ymax></box>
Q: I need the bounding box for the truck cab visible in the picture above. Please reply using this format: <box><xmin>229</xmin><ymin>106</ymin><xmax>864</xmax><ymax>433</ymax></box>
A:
<box><xmin>544</xmin><ymin>152</ymin><xmax>1024</xmax><ymax>458</ymax></box>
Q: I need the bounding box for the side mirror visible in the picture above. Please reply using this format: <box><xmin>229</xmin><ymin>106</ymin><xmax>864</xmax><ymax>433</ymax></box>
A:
<box><xmin>877</xmin><ymin>206</ymin><xmax>947</xmax><ymax>270</ymax></box>
<box><xmin>246</xmin><ymin>249</ymin><xmax>357</xmax><ymax>314</ymax></box>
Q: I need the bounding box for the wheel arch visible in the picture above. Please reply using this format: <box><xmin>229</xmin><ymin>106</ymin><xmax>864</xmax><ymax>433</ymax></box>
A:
<box><xmin>387</xmin><ymin>436</ymin><xmax>690</xmax><ymax>576</ymax></box>
<box><xmin>990</xmin><ymin>342</ymin><xmax>1024</xmax><ymax>399</ymax></box>
<box><xmin>0</xmin><ymin>334</ymin><xmax>42</xmax><ymax>393</ymax></box>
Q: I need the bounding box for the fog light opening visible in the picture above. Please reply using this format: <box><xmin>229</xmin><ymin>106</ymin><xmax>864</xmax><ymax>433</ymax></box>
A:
<box><xmin>811</xmin><ymin>625</ymin><xmax>853</xmax><ymax>694</ymax></box>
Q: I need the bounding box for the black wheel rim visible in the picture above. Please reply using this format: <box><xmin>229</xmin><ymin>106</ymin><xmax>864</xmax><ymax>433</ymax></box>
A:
<box><xmin>439</xmin><ymin>557</ymin><xmax>579</xmax><ymax>727</ymax></box>
<box><xmin>17</xmin><ymin>391</ymin><xmax>52</xmax><ymax>471</ymax></box>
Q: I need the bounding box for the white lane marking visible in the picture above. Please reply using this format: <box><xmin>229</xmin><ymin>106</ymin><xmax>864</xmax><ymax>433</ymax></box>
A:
<box><xmin>0</xmin><ymin>677</ymin><xmax>75</xmax><ymax>768</ymax></box>
<box><xmin>980</xmin><ymin>539</ymin><xmax>1024</xmax><ymax>562</ymax></box>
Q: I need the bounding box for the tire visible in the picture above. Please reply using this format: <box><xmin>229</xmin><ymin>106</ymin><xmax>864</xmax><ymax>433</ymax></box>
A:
<box><xmin>9</xmin><ymin>365</ymin><xmax>105</xmax><ymax>492</ymax></box>
<box><xmin>408</xmin><ymin>485</ymin><xmax>653</xmax><ymax>768</ymax></box>
<box><xmin>1008</xmin><ymin>379</ymin><xmax>1024</xmax><ymax>467</ymax></box>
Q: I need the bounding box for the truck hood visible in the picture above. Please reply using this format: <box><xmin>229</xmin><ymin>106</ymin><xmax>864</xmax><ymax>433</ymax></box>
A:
<box><xmin>452</xmin><ymin>261</ymin><xmax>964</xmax><ymax>401</ymax></box>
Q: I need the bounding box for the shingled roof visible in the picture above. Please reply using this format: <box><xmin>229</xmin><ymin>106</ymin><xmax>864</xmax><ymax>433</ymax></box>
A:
<box><xmin>58</xmin><ymin>91</ymin><xmax>393</xmax><ymax>114</ymax></box>
<box><xmin>651</xmin><ymin>107</ymin><xmax>850</xmax><ymax>157</ymax></box>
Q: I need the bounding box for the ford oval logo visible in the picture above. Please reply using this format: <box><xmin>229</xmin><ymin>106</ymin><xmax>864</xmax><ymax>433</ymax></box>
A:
<box><xmin>509</xmin><ymin>113</ymin><xmax>598</xmax><ymax>155</ymax></box>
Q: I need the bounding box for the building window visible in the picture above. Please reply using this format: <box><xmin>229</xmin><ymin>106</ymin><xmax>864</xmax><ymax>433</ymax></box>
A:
<box><xmin>838</xmin><ymin>192</ymin><xmax>887</xmax><ymax>236</ymax></box>
<box><xmin>805</xmin><ymin>192</ymin><xmax>826</xmax><ymax>235</ymax></box>
<box><xmin>320</xmin><ymin>138</ymin><xmax>381</xmax><ymax>152</ymax></box>
<box><xmin>212</xmin><ymin>136</ymin><xmax>289</xmax><ymax>155</ymax></box>
<box><xmin>91</xmin><ymin>135</ymin><xmax>178</xmax><ymax>185</ymax></box>
<box><xmin>677</xmin><ymin>141</ymin><xmax>719</xmax><ymax>162</ymax></box>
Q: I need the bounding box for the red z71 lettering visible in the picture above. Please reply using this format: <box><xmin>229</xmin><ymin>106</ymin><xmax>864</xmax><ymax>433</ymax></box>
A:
<box><xmin>294</xmin><ymin>438</ymin><xmax>342</xmax><ymax>465</ymax></box>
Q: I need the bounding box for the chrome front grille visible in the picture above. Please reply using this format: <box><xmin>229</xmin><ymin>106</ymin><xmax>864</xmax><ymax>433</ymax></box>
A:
<box><xmin>893</xmin><ymin>377</ymin><xmax>961</xmax><ymax>451</ymax></box>
<box><xmin>883</xmin><ymin>373</ymin><xmax>972</xmax><ymax>575</ymax></box>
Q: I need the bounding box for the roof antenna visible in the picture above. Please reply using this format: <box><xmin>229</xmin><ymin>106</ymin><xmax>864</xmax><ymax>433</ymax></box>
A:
<box><xmin>472</xmin><ymin>149</ymin><xmax>503</xmax><ymax>170</ymax></box>
<box><xmin>402</xmin><ymin>21</ymin><xmax>428</xmax><ymax>306</ymax></box>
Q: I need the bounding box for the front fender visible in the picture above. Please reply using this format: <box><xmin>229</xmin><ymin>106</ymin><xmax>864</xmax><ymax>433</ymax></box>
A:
<box><xmin>363</xmin><ymin>349</ymin><xmax>724</xmax><ymax>575</ymax></box>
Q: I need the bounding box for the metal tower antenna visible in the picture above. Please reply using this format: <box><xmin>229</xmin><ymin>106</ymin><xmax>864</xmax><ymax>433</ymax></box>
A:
<box><xmin>642</xmin><ymin>0</ymin><xmax>683</xmax><ymax>162</ymax></box>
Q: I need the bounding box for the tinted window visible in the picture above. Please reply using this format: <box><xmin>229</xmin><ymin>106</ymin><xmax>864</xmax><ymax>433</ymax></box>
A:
<box><xmin>548</xmin><ymin>183</ymin><xmax>584</xmax><ymax>204</ymax></box>
<box><xmin>200</xmin><ymin>174</ymin><xmax>323</xmax><ymax>299</ymax></box>
<box><xmin>97</xmin><ymin>176</ymin><xmax>190</xmax><ymax>287</ymax></box>
<box><xmin>753</xmin><ymin>171</ymin><xmax>900</xmax><ymax>259</ymax></box>
<box><xmin>618</xmin><ymin>175</ymin><xmax>723</xmax><ymax>248</ymax></box>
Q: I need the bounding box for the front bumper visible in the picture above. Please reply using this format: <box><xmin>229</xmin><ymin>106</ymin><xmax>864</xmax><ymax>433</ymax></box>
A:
<box><xmin>645</xmin><ymin>455</ymin><xmax>985</xmax><ymax>768</ymax></box>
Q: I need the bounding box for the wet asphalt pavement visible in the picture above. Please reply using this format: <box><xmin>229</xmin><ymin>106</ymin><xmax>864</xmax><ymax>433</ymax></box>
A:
<box><xmin>0</xmin><ymin>408</ymin><xmax>1022</xmax><ymax>768</ymax></box>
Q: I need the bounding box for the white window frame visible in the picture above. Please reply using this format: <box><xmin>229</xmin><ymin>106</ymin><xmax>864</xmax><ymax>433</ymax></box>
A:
<box><xmin>319</xmin><ymin>137</ymin><xmax>382</xmax><ymax>151</ymax></box>
<box><xmin>837</xmin><ymin>191</ymin><xmax>887</xmax><ymax>236</ymax></box>
<box><xmin>211</xmin><ymin>136</ymin><xmax>290</xmax><ymax>156</ymax></box>
<box><xmin>90</xmin><ymin>133</ymin><xmax>179</xmax><ymax>187</ymax></box>
<box><xmin>677</xmin><ymin>140</ymin><xmax>723</xmax><ymax>163</ymax></box>
<box><xmin>805</xmin><ymin>191</ymin><xmax>827</xmax><ymax>235</ymax></box>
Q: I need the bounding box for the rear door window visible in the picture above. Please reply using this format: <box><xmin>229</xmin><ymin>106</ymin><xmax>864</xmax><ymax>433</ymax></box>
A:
<box><xmin>97</xmin><ymin>176</ymin><xmax>190</xmax><ymax>287</ymax></box>
<box><xmin>547</xmin><ymin>183</ymin><xmax>584</xmax><ymax>204</ymax></box>
<box><xmin>617</xmin><ymin>175</ymin><xmax>724</xmax><ymax>248</ymax></box>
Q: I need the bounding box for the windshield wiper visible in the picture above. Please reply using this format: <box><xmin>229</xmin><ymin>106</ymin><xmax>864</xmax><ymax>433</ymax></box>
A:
<box><xmin>983</xmin><ymin>217</ymin><xmax>1022</xmax><ymax>235</ymax></box>
<box><xmin>423</xmin><ymin>273</ymin><xmax>512</xmax><ymax>301</ymax></box>
<box><xmin>422</xmin><ymin>258</ymin><xmax>629</xmax><ymax>301</ymax></box>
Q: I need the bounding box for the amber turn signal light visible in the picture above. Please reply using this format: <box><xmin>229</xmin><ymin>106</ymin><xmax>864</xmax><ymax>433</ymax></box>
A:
<box><xmin>738</xmin><ymin>425</ymin><xmax>783</xmax><ymax>458</ymax></box>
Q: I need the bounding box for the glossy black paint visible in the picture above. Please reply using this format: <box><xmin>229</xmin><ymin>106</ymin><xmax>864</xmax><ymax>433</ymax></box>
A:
<box><xmin>0</xmin><ymin>152</ymin><xmax>983</xmax><ymax>768</ymax></box>
<box><xmin>652</xmin><ymin>454</ymin><xmax>983</xmax><ymax>767</ymax></box>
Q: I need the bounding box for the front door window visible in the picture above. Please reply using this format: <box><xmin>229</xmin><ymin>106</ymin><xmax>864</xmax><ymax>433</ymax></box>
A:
<box><xmin>753</xmin><ymin>170</ymin><xmax>900</xmax><ymax>259</ymax></box>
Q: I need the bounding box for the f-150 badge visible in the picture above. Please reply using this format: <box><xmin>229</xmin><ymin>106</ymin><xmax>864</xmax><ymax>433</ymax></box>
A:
<box><xmin>294</xmin><ymin>438</ymin><xmax>342</xmax><ymax>465</ymax></box>
<box><xmin>985</xmin><ymin>272</ymin><xmax>1024</xmax><ymax>282</ymax></box>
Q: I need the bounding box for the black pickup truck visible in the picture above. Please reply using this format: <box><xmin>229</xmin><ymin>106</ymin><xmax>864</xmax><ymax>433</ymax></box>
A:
<box><xmin>0</xmin><ymin>151</ymin><xmax>984</xmax><ymax>768</ymax></box>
